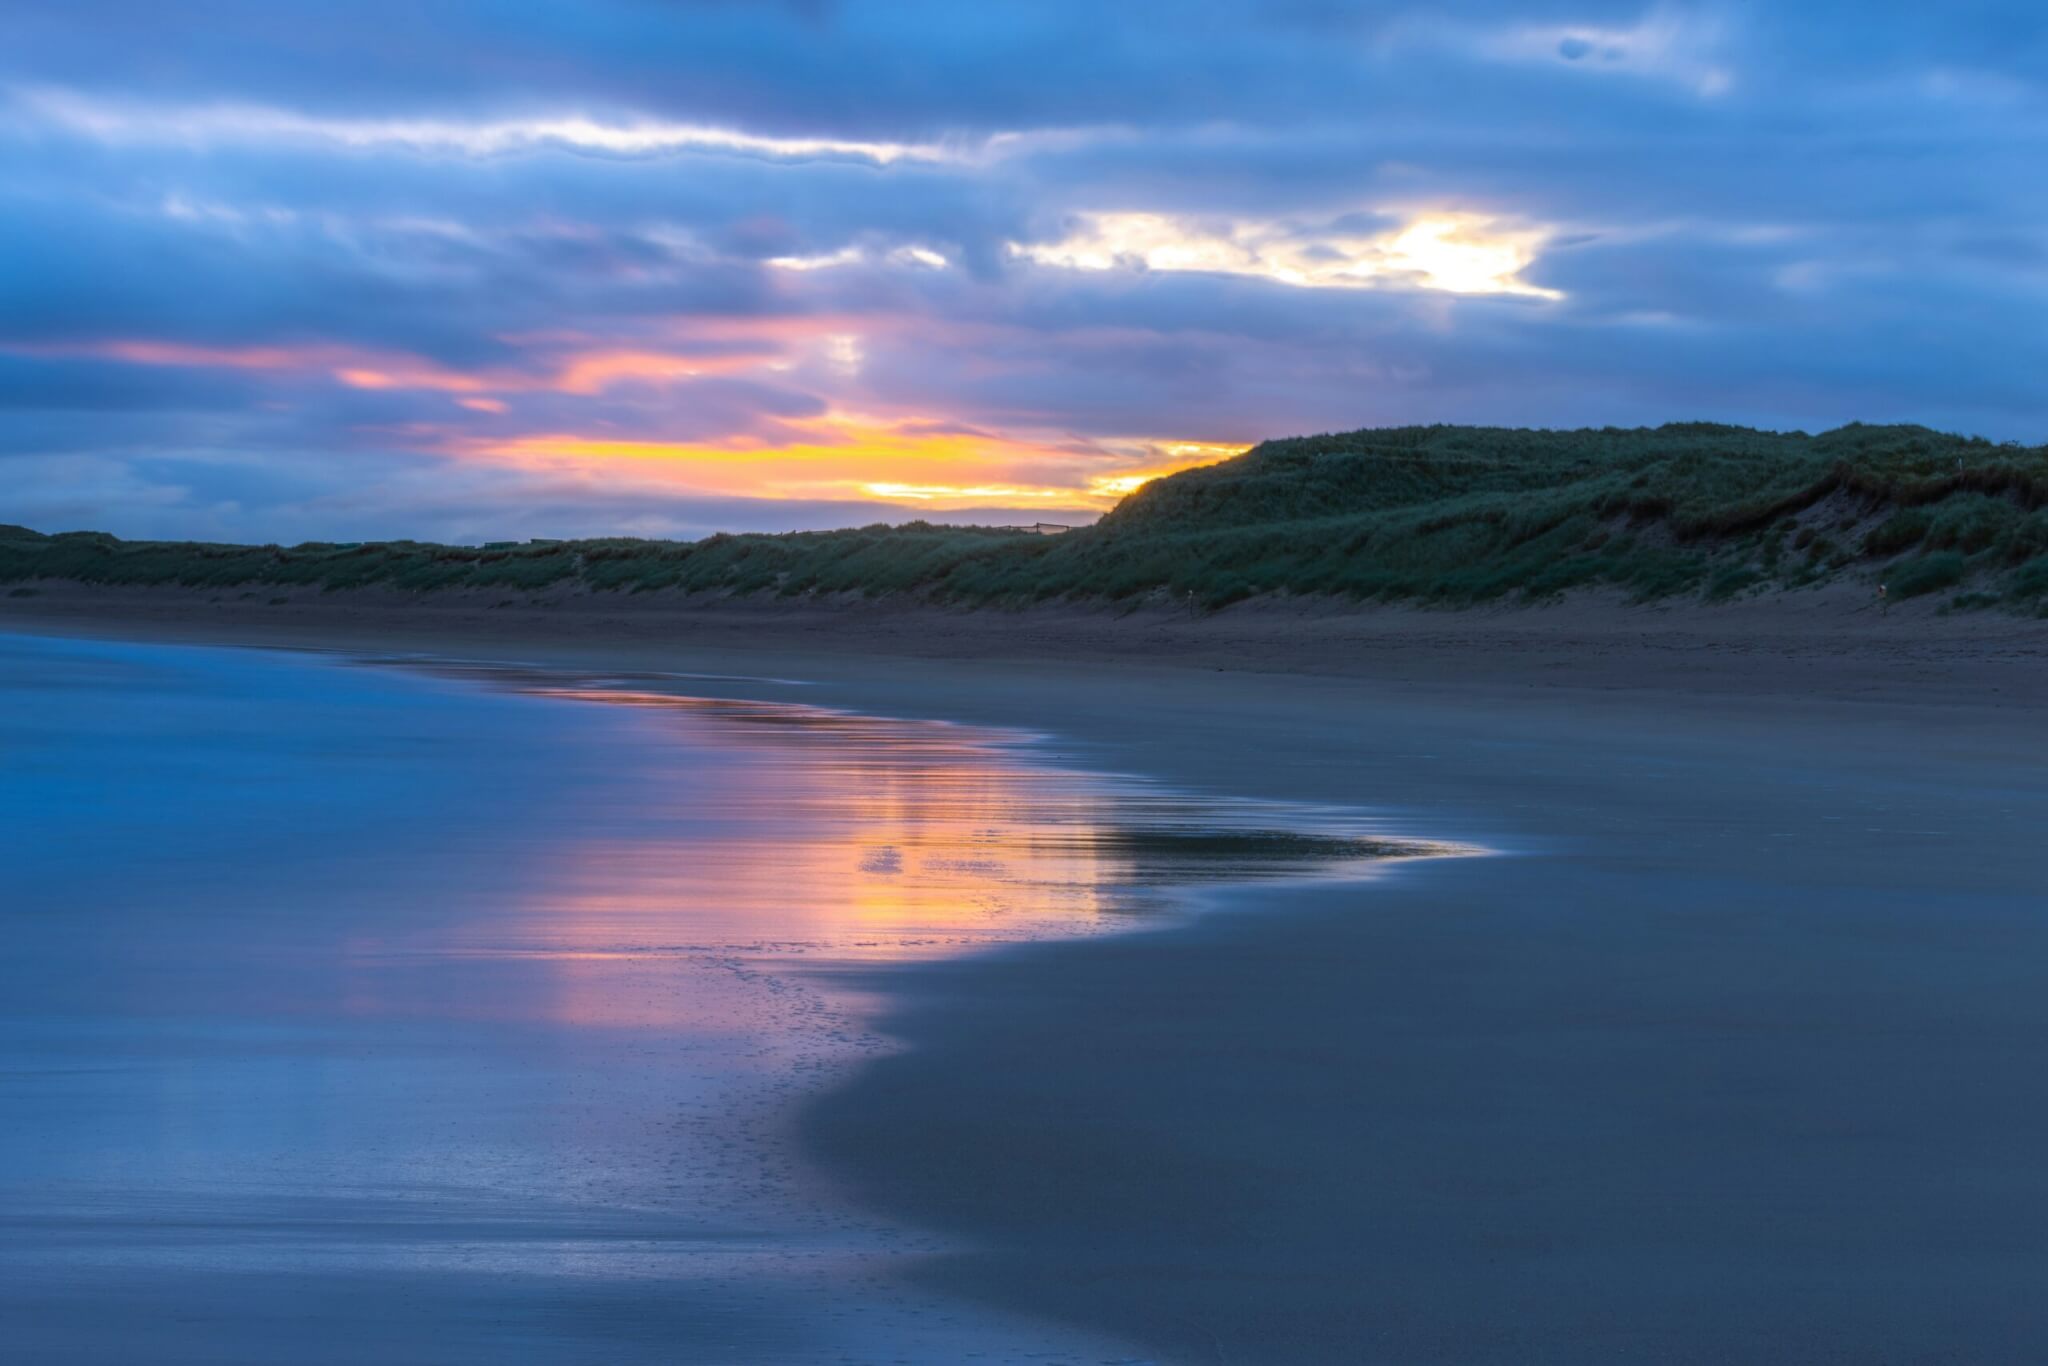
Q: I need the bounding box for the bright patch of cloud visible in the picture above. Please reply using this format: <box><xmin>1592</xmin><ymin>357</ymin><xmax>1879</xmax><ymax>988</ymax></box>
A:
<box><xmin>1013</xmin><ymin>211</ymin><xmax>1562</xmax><ymax>298</ymax></box>
<box><xmin>766</xmin><ymin>243</ymin><xmax>951</xmax><ymax>271</ymax></box>
<box><xmin>823</xmin><ymin>334</ymin><xmax>865</xmax><ymax>375</ymax></box>
<box><xmin>765</xmin><ymin>246</ymin><xmax>867</xmax><ymax>271</ymax></box>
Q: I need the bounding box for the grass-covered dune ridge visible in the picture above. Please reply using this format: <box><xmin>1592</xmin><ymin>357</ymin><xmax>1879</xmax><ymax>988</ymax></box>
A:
<box><xmin>7</xmin><ymin>423</ymin><xmax>2048</xmax><ymax>612</ymax></box>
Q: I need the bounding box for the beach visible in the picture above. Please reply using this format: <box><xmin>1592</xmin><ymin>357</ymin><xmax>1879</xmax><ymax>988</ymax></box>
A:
<box><xmin>7</xmin><ymin>588</ymin><xmax>2048</xmax><ymax>1362</ymax></box>
<box><xmin>12</xmin><ymin>1</ymin><xmax>2045</xmax><ymax>1357</ymax></box>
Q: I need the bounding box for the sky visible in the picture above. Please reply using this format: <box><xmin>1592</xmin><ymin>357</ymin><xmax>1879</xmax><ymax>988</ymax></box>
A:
<box><xmin>3</xmin><ymin>2</ymin><xmax>2045</xmax><ymax>544</ymax></box>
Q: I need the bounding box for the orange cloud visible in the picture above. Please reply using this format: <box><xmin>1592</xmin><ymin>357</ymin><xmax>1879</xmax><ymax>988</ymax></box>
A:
<box><xmin>7</xmin><ymin>336</ymin><xmax>500</xmax><ymax>392</ymax></box>
<box><xmin>335</xmin><ymin>363</ymin><xmax>491</xmax><ymax>394</ymax></box>
<box><xmin>76</xmin><ymin>339</ymin><xmax>341</xmax><ymax>370</ymax></box>
<box><xmin>3</xmin><ymin>330</ymin><xmax>1239</xmax><ymax>514</ymax></box>
<box><xmin>10</xmin><ymin>327</ymin><xmax>825</xmax><ymax>399</ymax></box>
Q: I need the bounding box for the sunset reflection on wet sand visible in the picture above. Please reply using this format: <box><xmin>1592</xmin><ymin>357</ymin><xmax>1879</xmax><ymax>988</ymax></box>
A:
<box><xmin>1</xmin><ymin>633</ymin><xmax>1452</xmax><ymax>1364</ymax></box>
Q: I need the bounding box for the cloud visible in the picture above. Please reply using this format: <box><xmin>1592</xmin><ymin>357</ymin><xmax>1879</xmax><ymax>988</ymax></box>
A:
<box><xmin>3</xmin><ymin>87</ymin><xmax>981</xmax><ymax>167</ymax></box>
<box><xmin>2</xmin><ymin>2</ymin><xmax>2047</xmax><ymax>544</ymax></box>
<box><xmin>767</xmin><ymin>243</ymin><xmax>952</xmax><ymax>271</ymax></box>
<box><xmin>0</xmin><ymin>323</ymin><xmax>862</xmax><ymax>403</ymax></box>
<box><xmin>1011</xmin><ymin>211</ymin><xmax>1563</xmax><ymax>298</ymax></box>
<box><xmin>1423</xmin><ymin>4</ymin><xmax>1739</xmax><ymax>98</ymax></box>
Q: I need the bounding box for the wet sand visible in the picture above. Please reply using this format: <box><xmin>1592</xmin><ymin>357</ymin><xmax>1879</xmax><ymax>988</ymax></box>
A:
<box><xmin>14</xmin><ymin>630</ymin><xmax>1413</xmax><ymax>1365</ymax></box>
<box><xmin>803</xmin><ymin>683</ymin><xmax>2048</xmax><ymax>1362</ymax></box>
<box><xmin>9</xmin><ymin>588</ymin><xmax>2048</xmax><ymax>1362</ymax></box>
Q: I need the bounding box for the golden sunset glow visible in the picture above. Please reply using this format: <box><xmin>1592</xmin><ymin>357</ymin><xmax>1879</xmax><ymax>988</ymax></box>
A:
<box><xmin>458</xmin><ymin>410</ymin><xmax>1215</xmax><ymax>510</ymax></box>
<box><xmin>5</xmin><ymin>326</ymin><xmax>1240</xmax><ymax>509</ymax></box>
<box><xmin>451</xmin><ymin>416</ymin><xmax>1229</xmax><ymax>509</ymax></box>
<box><xmin>1082</xmin><ymin>442</ymin><xmax>1241</xmax><ymax>498</ymax></box>
<box><xmin>1085</xmin><ymin>473</ymin><xmax>1163</xmax><ymax>498</ymax></box>
<box><xmin>860</xmin><ymin>481</ymin><xmax>1080</xmax><ymax>503</ymax></box>
<box><xmin>0</xmin><ymin>330</ymin><xmax>1236</xmax><ymax>513</ymax></box>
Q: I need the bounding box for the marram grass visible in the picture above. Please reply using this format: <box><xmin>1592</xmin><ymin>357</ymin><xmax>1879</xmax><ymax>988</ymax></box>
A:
<box><xmin>7</xmin><ymin>423</ymin><xmax>2048</xmax><ymax>613</ymax></box>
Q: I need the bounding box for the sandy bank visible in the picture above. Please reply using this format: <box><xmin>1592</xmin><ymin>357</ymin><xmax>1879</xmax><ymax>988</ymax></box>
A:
<box><xmin>4</xmin><ymin>579</ymin><xmax>2047</xmax><ymax>711</ymax></box>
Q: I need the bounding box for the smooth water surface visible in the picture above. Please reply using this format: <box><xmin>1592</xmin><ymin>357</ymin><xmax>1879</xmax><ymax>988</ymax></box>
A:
<box><xmin>0</xmin><ymin>632</ymin><xmax>1431</xmax><ymax>1364</ymax></box>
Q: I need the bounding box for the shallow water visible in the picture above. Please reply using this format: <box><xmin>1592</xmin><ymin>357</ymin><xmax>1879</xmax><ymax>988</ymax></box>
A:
<box><xmin>0</xmin><ymin>631</ymin><xmax>1430</xmax><ymax>1364</ymax></box>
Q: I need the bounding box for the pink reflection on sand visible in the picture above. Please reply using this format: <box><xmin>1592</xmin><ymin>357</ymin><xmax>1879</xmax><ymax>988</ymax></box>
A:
<box><xmin>335</xmin><ymin>669</ymin><xmax>1459</xmax><ymax>1033</ymax></box>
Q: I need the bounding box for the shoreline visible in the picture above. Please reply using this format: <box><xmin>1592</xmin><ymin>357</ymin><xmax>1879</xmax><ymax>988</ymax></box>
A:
<box><xmin>5</xmin><ymin>579</ymin><xmax>2047</xmax><ymax>714</ymax></box>
<box><xmin>10</xmin><ymin>593</ymin><xmax>2048</xmax><ymax>1361</ymax></box>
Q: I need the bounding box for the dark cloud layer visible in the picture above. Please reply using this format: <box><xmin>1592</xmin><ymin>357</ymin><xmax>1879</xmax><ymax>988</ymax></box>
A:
<box><xmin>2</xmin><ymin>2</ymin><xmax>2045</xmax><ymax>541</ymax></box>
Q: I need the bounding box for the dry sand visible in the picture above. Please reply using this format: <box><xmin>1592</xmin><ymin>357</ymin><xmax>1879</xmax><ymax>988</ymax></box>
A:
<box><xmin>10</xmin><ymin>584</ymin><xmax>2048</xmax><ymax>1363</ymax></box>
<box><xmin>5</xmin><ymin>577</ymin><xmax>2046</xmax><ymax>704</ymax></box>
